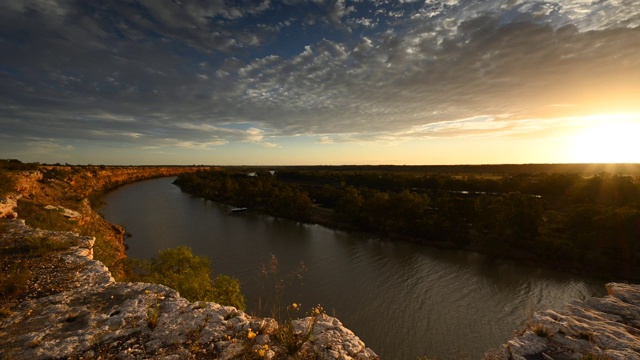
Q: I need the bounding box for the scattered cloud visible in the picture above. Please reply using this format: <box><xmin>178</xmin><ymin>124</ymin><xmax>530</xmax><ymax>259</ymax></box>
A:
<box><xmin>0</xmin><ymin>0</ymin><xmax>639</xmax><ymax>163</ymax></box>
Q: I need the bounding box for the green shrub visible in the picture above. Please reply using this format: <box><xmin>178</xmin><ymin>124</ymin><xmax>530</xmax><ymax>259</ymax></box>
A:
<box><xmin>132</xmin><ymin>246</ymin><xmax>245</xmax><ymax>310</ymax></box>
<box><xmin>209</xmin><ymin>274</ymin><xmax>246</xmax><ymax>310</ymax></box>
<box><xmin>0</xmin><ymin>169</ymin><xmax>16</xmax><ymax>197</ymax></box>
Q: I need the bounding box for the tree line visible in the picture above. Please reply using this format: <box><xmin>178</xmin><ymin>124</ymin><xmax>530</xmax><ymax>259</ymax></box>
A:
<box><xmin>174</xmin><ymin>169</ymin><xmax>640</xmax><ymax>280</ymax></box>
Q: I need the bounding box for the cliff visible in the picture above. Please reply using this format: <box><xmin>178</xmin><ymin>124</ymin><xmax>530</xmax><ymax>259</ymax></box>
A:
<box><xmin>6</xmin><ymin>166</ymin><xmax>210</xmax><ymax>278</ymax></box>
<box><xmin>484</xmin><ymin>283</ymin><xmax>640</xmax><ymax>360</ymax></box>
<box><xmin>0</xmin><ymin>166</ymin><xmax>378</xmax><ymax>359</ymax></box>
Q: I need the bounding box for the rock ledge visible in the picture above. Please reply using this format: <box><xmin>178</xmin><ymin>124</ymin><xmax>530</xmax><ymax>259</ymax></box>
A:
<box><xmin>485</xmin><ymin>283</ymin><xmax>640</xmax><ymax>360</ymax></box>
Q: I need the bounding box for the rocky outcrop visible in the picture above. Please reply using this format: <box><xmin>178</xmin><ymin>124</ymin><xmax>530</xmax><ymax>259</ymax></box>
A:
<box><xmin>0</xmin><ymin>194</ymin><xmax>20</xmax><ymax>219</ymax></box>
<box><xmin>0</xmin><ymin>219</ymin><xmax>378</xmax><ymax>360</ymax></box>
<box><xmin>484</xmin><ymin>283</ymin><xmax>640</xmax><ymax>360</ymax></box>
<box><xmin>1</xmin><ymin>166</ymin><xmax>212</xmax><ymax>278</ymax></box>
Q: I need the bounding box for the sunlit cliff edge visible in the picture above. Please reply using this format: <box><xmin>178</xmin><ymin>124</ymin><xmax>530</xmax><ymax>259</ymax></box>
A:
<box><xmin>0</xmin><ymin>166</ymin><xmax>378</xmax><ymax>359</ymax></box>
<box><xmin>1</xmin><ymin>165</ymin><xmax>639</xmax><ymax>359</ymax></box>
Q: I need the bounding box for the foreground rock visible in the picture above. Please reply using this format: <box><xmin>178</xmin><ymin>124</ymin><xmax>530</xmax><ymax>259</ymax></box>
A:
<box><xmin>0</xmin><ymin>219</ymin><xmax>378</xmax><ymax>360</ymax></box>
<box><xmin>485</xmin><ymin>283</ymin><xmax>640</xmax><ymax>360</ymax></box>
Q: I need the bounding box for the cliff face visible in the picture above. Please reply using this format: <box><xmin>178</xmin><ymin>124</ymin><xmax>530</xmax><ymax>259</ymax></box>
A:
<box><xmin>5</xmin><ymin>166</ymin><xmax>209</xmax><ymax>278</ymax></box>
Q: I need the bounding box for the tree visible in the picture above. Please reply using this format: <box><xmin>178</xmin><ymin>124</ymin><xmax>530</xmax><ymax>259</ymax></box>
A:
<box><xmin>132</xmin><ymin>246</ymin><xmax>246</xmax><ymax>310</ymax></box>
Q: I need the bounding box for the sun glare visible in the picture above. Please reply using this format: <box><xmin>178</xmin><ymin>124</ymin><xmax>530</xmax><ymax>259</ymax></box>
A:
<box><xmin>570</xmin><ymin>115</ymin><xmax>640</xmax><ymax>163</ymax></box>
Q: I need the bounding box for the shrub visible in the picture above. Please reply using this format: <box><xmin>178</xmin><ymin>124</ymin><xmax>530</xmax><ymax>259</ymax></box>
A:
<box><xmin>0</xmin><ymin>169</ymin><xmax>16</xmax><ymax>197</ymax></box>
<box><xmin>132</xmin><ymin>246</ymin><xmax>245</xmax><ymax>309</ymax></box>
<box><xmin>209</xmin><ymin>274</ymin><xmax>246</xmax><ymax>310</ymax></box>
<box><xmin>16</xmin><ymin>200</ymin><xmax>75</xmax><ymax>233</ymax></box>
<box><xmin>0</xmin><ymin>262</ymin><xmax>32</xmax><ymax>299</ymax></box>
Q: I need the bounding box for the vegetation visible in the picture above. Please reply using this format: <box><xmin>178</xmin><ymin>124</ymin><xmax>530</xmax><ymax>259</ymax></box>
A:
<box><xmin>129</xmin><ymin>246</ymin><xmax>246</xmax><ymax>310</ymax></box>
<box><xmin>0</xmin><ymin>225</ymin><xmax>75</xmax><ymax>316</ymax></box>
<box><xmin>175</xmin><ymin>168</ymin><xmax>640</xmax><ymax>280</ymax></box>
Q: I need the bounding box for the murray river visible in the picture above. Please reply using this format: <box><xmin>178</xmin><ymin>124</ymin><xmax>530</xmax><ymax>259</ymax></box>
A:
<box><xmin>100</xmin><ymin>176</ymin><xmax>606</xmax><ymax>359</ymax></box>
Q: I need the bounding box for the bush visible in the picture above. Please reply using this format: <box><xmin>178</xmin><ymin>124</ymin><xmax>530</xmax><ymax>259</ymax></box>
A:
<box><xmin>131</xmin><ymin>246</ymin><xmax>245</xmax><ymax>310</ymax></box>
<box><xmin>0</xmin><ymin>169</ymin><xmax>16</xmax><ymax>197</ymax></box>
<box><xmin>209</xmin><ymin>274</ymin><xmax>246</xmax><ymax>310</ymax></box>
<box><xmin>16</xmin><ymin>200</ymin><xmax>75</xmax><ymax>232</ymax></box>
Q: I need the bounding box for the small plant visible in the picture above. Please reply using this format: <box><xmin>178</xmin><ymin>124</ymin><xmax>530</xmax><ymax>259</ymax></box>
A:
<box><xmin>256</xmin><ymin>254</ymin><xmax>307</xmax><ymax>319</ymax></box>
<box><xmin>531</xmin><ymin>324</ymin><xmax>552</xmax><ymax>338</ymax></box>
<box><xmin>255</xmin><ymin>344</ymin><xmax>270</xmax><ymax>358</ymax></box>
<box><xmin>16</xmin><ymin>200</ymin><xmax>75</xmax><ymax>233</ymax></box>
<box><xmin>24</xmin><ymin>236</ymin><xmax>73</xmax><ymax>256</ymax></box>
<box><xmin>145</xmin><ymin>293</ymin><xmax>162</xmax><ymax>329</ymax></box>
<box><xmin>0</xmin><ymin>261</ymin><xmax>32</xmax><ymax>298</ymax></box>
<box><xmin>274</xmin><ymin>303</ymin><xmax>325</xmax><ymax>358</ymax></box>
<box><xmin>0</xmin><ymin>169</ymin><xmax>17</xmax><ymax>197</ymax></box>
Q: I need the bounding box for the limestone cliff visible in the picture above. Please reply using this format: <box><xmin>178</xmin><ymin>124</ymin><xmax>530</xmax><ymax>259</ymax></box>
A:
<box><xmin>4</xmin><ymin>166</ymin><xmax>209</xmax><ymax>278</ymax></box>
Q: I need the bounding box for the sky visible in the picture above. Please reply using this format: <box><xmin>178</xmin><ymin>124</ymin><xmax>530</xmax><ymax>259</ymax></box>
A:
<box><xmin>1</xmin><ymin>0</ymin><xmax>639</xmax><ymax>166</ymax></box>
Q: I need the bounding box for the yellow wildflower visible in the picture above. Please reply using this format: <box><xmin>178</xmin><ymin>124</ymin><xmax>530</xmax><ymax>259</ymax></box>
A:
<box><xmin>247</xmin><ymin>328</ymin><xmax>257</xmax><ymax>339</ymax></box>
<box><xmin>256</xmin><ymin>345</ymin><xmax>269</xmax><ymax>357</ymax></box>
<box><xmin>311</xmin><ymin>304</ymin><xmax>324</xmax><ymax>316</ymax></box>
<box><xmin>292</xmin><ymin>303</ymin><xmax>298</xmax><ymax>309</ymax></box>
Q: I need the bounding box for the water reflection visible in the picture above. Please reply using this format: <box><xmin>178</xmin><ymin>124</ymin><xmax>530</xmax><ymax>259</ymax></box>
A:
<box><xmin>101</xmin><ymin>177</ymin><xmax>606</xmax><ymax>360</ymax></box>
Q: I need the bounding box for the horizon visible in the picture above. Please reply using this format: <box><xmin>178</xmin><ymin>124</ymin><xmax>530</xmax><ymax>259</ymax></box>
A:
<box><xmin>16</xmin><ymin>159</ymin><xmax>640</xmax><ymax>171</ymax></box>
<box><xmin>1</xmin><ymin>1</ymin><xmax>639</xmax><ymax>165</ymax></box>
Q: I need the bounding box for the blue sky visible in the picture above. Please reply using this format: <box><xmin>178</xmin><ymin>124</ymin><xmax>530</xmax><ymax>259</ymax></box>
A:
<box><xmin>1</xmin><ymin>0</ymin><xmax>639</xmax><ymax>165</ymax></box>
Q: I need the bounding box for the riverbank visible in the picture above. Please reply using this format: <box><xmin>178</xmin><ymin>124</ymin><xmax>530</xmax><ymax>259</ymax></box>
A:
<box><xmin>172</xmin><ymin>169</ymin><xmax>640</xmax><ymax>283</ymax></box>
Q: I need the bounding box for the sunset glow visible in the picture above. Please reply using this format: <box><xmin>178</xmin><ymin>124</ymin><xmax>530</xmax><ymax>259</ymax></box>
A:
<box><xmin>0</xmin><ymin>1</ymin><xmax>639</xmax><ymax>165</ymax></box>
<box><xmin>569</xmin><ymin>115</ymin><xmax>640</xmax><ymax>164</ymax></box>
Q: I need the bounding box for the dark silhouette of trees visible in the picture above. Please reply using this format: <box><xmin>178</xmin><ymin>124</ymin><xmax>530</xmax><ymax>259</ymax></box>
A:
<box><xmin>174</xmin><ymin>168</ymin><xmax>640</xmax><ymax>280</ymax></box>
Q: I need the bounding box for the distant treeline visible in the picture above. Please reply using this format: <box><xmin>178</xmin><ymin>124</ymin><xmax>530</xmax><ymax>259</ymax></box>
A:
<box><xmin>174</xmin><ymin>169</ymin><xmax>640</xmax><ymax>281</ymax></box>
<box><xmin>228</xmin><ymin>163</ymin><xmax>640</xmax><ymax>176</ymax></box>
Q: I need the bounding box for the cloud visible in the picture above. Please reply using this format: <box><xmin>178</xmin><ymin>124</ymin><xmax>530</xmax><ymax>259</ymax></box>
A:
<box><xmin>0</xmin><ymin>0</ymin><xmax>639</xmax><ymax>157</ymax></box>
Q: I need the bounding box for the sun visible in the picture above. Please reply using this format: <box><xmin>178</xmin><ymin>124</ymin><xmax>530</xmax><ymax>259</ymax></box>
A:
<box><xmin>570</xmin><ymin>115</ymin><xmax>640</xmax><ymax>163</ymax></box>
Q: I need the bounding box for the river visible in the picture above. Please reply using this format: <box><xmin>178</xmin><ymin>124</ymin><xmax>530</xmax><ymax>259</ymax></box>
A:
<box><xmin>100</xmin><ymin>176</ymin><xmax>606</xmax><ymax>359</ymax></box>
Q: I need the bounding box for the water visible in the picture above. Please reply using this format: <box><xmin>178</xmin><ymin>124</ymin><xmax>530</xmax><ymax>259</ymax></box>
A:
<box><xmin>100</xmin><ymin>177</ymin><xmax>606</xmax><ymax>359</ymax></box>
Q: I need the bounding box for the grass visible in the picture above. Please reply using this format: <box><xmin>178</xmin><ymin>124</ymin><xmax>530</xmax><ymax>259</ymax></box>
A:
<box><xmin>16</xmin><ymin>200</ymin><xmax>75</xmax><ymax>233</ymax></box>
<box><xmin>531</xmin><ymin>324</ymin><xmax>552</xmax><ymax>338</ymax></box>
<box><xmin>146</xmin><ymin>298</ymin><xmax>160</xmax><ymax>330</ymax></box>
<box><xmin>0</xmin><ymin>235</ymin><xmax>73</xmax><ymax>257</ymax></box>
<box><xmin>0</xmin><ymin>261</ymin><xmax>32</xmax><ymax>313</ymax></box>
